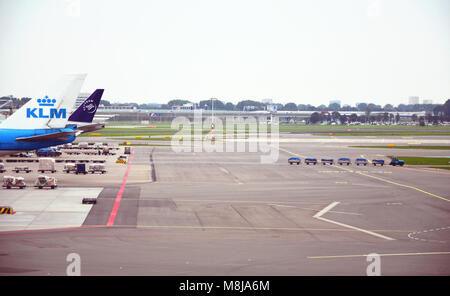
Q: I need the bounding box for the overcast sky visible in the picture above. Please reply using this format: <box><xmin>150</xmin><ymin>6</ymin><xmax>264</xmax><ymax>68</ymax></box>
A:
<box><xmin>0</xmin><ymin>0</ymin><xmax>449</xmax><ymax>106</ymax></box>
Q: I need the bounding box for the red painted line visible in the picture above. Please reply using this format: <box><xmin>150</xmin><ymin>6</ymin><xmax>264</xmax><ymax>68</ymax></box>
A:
<box><xmin>106</xmin><ymin>149</ymin><xmax>135</xmax><ymax>226</ymax></box>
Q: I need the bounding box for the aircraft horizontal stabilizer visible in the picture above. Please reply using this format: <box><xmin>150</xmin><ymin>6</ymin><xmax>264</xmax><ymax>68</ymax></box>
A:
<box><xmin>15</xmin><ymin>130</ymin><xmax>76</xmax><ymax>142</ymax></box>
<box><xmin>76</xmin><ymin>123</ymin><xmax>105</xmax><ymax>133</ymax></box>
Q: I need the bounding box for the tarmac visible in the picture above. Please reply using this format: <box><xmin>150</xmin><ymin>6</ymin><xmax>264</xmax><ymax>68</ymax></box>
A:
<box><xmin>0</xmin><ymin>133</ymin><xmax>449</xmax><ymax>275</ymax></box>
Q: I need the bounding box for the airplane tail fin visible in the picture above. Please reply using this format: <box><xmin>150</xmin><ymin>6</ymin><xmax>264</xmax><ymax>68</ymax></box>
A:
<box><xmin>0</xmin><ymin>74</ymin><xmax>86</xmax><ymax>129</ymax></box>
<box><xmin>68</xmin><ymin>89</ymin><xmax>104</xmax><ymax>123</ymax></box>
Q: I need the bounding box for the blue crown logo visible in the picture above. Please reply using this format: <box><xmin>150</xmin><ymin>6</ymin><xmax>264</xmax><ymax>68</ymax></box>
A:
<box><xmin>37</xmin><ymin>96</ymin><xmax>56</xmax><ymax>107</ymax></box>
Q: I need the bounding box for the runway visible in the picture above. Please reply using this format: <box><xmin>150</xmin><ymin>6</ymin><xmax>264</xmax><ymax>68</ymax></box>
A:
<box><xmin>0</xmin><ymin>134</ymin><xmax>449</xmax><ymax>275</ymax></box>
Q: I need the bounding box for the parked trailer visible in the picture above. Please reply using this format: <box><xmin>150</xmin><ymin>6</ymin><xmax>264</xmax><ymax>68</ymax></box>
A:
<box><xmin>305</xmin><ymin>158</ymin><xmax>318</xmax><ymax>165</ymax></box>
<box><xmin>355</xmin><ymin>158</ymin><xmax>368</xmax><ymax>166</ymax></box>
<box><xmin>288</xmin><ymin>157</ymin><xmax>301</xmax><ymax>165</ymax></box>
<box><xmin>13</xmin><ymin>166</ymin><xmax>32</xmax><ymax>173</ymax></box>
<box><xmin>63</xmin><ymin>163</ymin><xmax>77</xmax><ymax>173</ymax></box>
<box><xmin>2</xmin><ymin>176</ymin><xmax>26</xmax><ymax>189</ymax></box>
<box><xmin>88</xmin><ymin>164</ymin><xmax>106</xmax><ymax>174</ymax></box>
<box><xmin>372</xmin><ymin>159</ymin><xmax>385</xmax><ymax>166</ymax></box>
<box><xmin>77</xmin><ymin>142</ymin><xmax>89</xmax><ymax>149</ymax></box>
<box><xmin>38</xmin><ymin>158</ymin><xmax>56</xmax><ymax>173</ymax></box>
<box><xmin>34</xmin><ymin>175</ymin><xmax>57</xmax><ymax>189</ymax></box>
<box><xmin>321</xmin><ymin>158</ymin><xmax>334</xmax><ymax>165</ymax></box>
<box><xmin>337</xmin><ymin>158</ymin><xmax>351</xmax><ymax>165</ymax></box>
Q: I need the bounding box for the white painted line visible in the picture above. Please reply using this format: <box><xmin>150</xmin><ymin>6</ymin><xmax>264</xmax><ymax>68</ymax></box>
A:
<box><xmin>313</xmin><ymin>202</ymin><xmax>395</xmax><ymax>241</ymax></box>
<box><xmin>313</xmin><ymin>201</ymin><xmax>340</xmax><ymax>218</ymax></box>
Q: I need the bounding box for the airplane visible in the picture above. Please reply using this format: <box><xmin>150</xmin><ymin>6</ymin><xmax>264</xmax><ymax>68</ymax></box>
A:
<box><xmin>0</xmin><ymin>74</ymin><xmax>105</xmax><ymax>156</ymax></box>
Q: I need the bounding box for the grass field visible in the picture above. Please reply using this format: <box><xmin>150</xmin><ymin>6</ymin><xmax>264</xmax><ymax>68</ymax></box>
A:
<box><xmin>392</xmin><ymin>156</ymin><xmax>450</xmax><ymax>166</ymax></box>
<box><xmin>81</xmin><ymin>122</ymin><xmax>450</xmax><ymax>137</ymax></box>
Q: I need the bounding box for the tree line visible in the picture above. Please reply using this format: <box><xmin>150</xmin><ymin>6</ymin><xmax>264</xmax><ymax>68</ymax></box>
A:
<box><xmin>2</xmin><ymin>95</ymin><xmax>449</xmax><ymax>121</ymax></box>
<box><xmin>307</xmin><ymin>99</ymin><xmax>450</xmax><ymax>124</ymax></box>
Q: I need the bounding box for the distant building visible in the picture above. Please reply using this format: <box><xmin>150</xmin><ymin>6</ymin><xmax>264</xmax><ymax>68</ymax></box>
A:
<box><xmin>97</xmin><ymin>105</ymin><xmax>136</xmax><ymax>110</ymax></box>
<box><xmin>329</xmin><ymin>100</ymin><xmax>341</xmax><ymax>106</ymax></box>
<box><xmin>243</xmin><ymin>105</ymin><xmax>257</xmax><ymax>111</ymax></box>
<box><xmin>422</xmin><ymin>99</ymin><xmax>433</xmax><ymax>104</ymax></box>
<box><xmin>409</xmin><ymin>96</ymin><xmax>419</xmax><ymax>105</ymax></box>
<box><xmin>172</xmin><ymin>103</ymin><xmax>197</xmax><ymax>111</ymax></box>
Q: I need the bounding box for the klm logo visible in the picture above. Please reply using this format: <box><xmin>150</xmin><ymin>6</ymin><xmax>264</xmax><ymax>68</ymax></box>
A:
<box><xmin>26</xmin><ymin>96</ymin><xmax>67</xmax><ymax>119</ymax></box>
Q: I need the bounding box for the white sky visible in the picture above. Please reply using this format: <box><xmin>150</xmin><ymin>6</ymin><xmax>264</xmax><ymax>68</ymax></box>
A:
<box><xmin>0</xmin><ymin>0</ymin><xmax>449</xmax><ymax>106</ymax></box>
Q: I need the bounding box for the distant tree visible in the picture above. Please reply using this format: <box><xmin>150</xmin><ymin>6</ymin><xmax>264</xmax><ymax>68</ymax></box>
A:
<box><xmin>383</xmin><ymin>104</ymin><xmax>394</xmax><ymax>111</ymax></box>
<box><xmin>419</xmin><ymin>116</ymin><xmax>425</xmax><ymax>126</ymax></box>
<box><xmin>411</xmin><ymin>114</ymin><xmax>418</xmax><ymax>122</ymax></box>
<box><xmin>309</xmin><ymin>112</ymin><xmax>323</xmax><ymax>124</ymax></box>
<box><xmin>433</xmin><ymin>105</ymin><xmax>443</xmax><ymax>116</ymax></box>
<box><xmin>365</xmin><ymin>106</ymin><xmax>372</xmax><ymax>117</ymax></box>
<box><xmin>375</xmin><ymin>114</ymin><xmax>382</xmax><ymax>122</ymax></box>
<box><xmin>167</xmin><ymin>99</ymin><xmax>191</xmax><ymax>108</ymax></box>
<box><xmin>19</xmin><ymin>97</ymin><xmax>32</xmax><ymax>106</ymax></box>
<box><xmin>100</xmin><ymin>99</ymin><xmax>111</xmax><ymax>106</ymax></box>
<box><xmin>395</xmin><ymin>113</ymin><xmax>400</xmax><ymax>123</ymax></box>
<box><xmin>356</xmin><ymin>103</ymin><xmax>367</xmax><ymax>111</ymax></box>
<box><xmin>224</xmin><ymin>102</ymin><xmax>235</xmax><ymax>111</ymax></box>
<box><xmin>283</xmin><ymin>102</ymin><xmax>298</xmax><ymax>111</ymax></box>
<box><xmin>328</xmin><ymin>102</ymin><xmax>341</xmax><ymax>111</ymax></box>
<box><xmin>382</xmin><ymin>112</ymin><xmax>389</xmax><ymax>123</ymax></box>
<box><xmin>317</xmin><ymin>104</ymin><xmax>327</xmax><ymax>111</ymax></box>
<box><xmin>298</xmin><ymin>104</ymin><xmax>316</xmax><ymax>111</ymax></box>
<box><xmin>199</xmin><ymin>99</ymin><xmax>226</xmax><ymax>110</ymax></box>
<box><xmin>331</xmin><ymin>111</ymin><xmax>341</xmax><ymax>122</ymax></box>
<box><xmin>349</xmin><ymin>113</ymin><xmax>358</xmax><ymax>122</ymax></box>
<box><xmin>236</xmin><ymin>100</ymin><xmax>265</xmax><ymax>111</ymax></box>
<box><xmin>368</xmin><ymin>103</ymin><xmax>382</xmax><ymax>112</ymax></box>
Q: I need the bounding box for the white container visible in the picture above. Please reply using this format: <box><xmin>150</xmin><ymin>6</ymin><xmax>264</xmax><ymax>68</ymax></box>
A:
<box><xmin>78</xmin><ymin>142</ymin><xmax>89</xmax><ymax>149</ymax></box>
<box><xmin>39</xmin><ymin>158</ymin><xmax>55</xmax><ymax>171</ymax></box>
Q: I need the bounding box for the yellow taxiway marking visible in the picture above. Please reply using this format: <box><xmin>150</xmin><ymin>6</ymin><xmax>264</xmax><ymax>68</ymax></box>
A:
<box><xmin>333</xmin><ymin>165</ymin><xmax>450</xmax><ymax>202</ymax></box>
<box><xmin>278</xmin><ymin>146</ymin><xmax>449</xmax><ymax>202</ymax></box>
<box><xmin>308</xmin><ymin>251</ymin><xmax>450</xmax><ymax>259</ymax></box>
<box><xmin>278</xmin><ymin>147</ymin><xmax>307</xmax><ymax>158</ymax></box>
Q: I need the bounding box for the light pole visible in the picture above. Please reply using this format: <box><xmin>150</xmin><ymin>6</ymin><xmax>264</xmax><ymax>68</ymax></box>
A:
<box><xmin>211</xmin><ymin>98</ymin><xmax>216</xmax><ymax>141</ymax></box>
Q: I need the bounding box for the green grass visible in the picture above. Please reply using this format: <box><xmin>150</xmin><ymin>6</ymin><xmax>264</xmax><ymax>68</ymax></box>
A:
<box><xmin>350</xmin><ymin>145</ymin><xmax>450</xmax><ymax>150</ymax></box>
<box><xmin>392</xmin><ymin>156</ymin><xmax>450</xmax><ymax>166</ymax></box>
<box><xmin>89</xmin><ymin>123</ymin><xmax>450</xmax><ymax>137</ymax></box>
